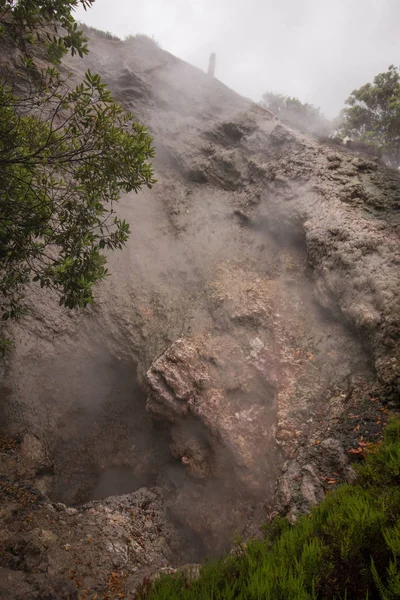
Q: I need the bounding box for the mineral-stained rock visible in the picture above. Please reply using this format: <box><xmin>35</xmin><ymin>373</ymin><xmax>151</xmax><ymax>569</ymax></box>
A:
<box><xmin>0</xmin><ymin>26</ymin><xmax>399</xmax><ymax>599</ymax></box>
<box><xmin>0</xmin><ymin>568</ymin><xmax>78</xmax><ymax>600</ymax></box>
<box><xmin>147</xmin><ymin>335</ymin><xmax>279</xmax><ymax>488</ymax></box>
<box><xmin>0</xmin><ymin>479</ymin><xmax>180</xmax><ymax>599</ymax></box>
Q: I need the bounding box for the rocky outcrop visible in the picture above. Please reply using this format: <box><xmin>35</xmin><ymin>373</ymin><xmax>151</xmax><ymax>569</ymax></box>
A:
<box><xmin>0</xmin><ymin>30</ymin><xmax>399</xmax><ymax>598</ymax></box>
<box><xmin>0</xmin><ymin>435</ymin><xmax>179</xmax><ymax>598</ymax></box>
<box><xmin>147</xmin><ymin>336</ymin><xmax>278</xmax><ymax>483</ymax></box>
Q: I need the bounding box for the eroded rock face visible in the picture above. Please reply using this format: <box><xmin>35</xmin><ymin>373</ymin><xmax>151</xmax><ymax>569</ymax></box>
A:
<box><xmin>147</xmin><ymin>335</ymin><xmax>279</xmax><ymax>486</ymax></box>
<box><xmin>1</xmin><ymin>31</ymin><xmax>399</xmax><ymax>598</ymax></box>
<box><xmin>0</xmin><ymin>446</ymin><xmax>180</xmax><ymax>598</ymax></box>
<box><xmin>0</xmin><ymin>569</ymin><xmax>78</xmax><ymax>600</ymax></box>
<box><xmin>145</xmin><ymin>257</ymin><xmax>378</xmax><ymax>531</ymax></box>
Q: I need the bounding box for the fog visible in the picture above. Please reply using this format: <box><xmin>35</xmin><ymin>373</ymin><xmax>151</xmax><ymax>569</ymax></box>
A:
<box><xmin>74</xmin><ymin>0</ymin><xmax>400</xmax><ymax>118</ymax></box>
<box><xmin>2</xmin><ymin>3</ymin><xmax>387</xmax><ymax>566</ymax></box>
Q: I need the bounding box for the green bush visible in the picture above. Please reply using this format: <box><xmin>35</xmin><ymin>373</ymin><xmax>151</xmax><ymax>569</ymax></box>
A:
<box><xmin>139</xmin><ymin>418</ymin><xmax>400</xmax><ymax>600</ymax></box>
<box><xmin>78</xmin><ymin>22</ymin><xmax>121</xmax><ymax>41</ymax></box>
<box><xmin>125</xmin><ymin>33</ymin><xmax>161</xmax><ymax>48</ymax></box>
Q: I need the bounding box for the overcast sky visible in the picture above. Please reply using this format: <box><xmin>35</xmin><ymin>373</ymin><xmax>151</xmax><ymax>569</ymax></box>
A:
<box><xmin>75</xmin><ymin>0</ymin><xmax>400</xmax><ymax>118</ymax></box>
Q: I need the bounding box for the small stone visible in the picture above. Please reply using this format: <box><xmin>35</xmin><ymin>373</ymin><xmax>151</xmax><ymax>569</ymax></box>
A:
<box><xmin>327</xmin><ymin>153</ymin><xmax>341</xmax><ymax>162</ymax></box>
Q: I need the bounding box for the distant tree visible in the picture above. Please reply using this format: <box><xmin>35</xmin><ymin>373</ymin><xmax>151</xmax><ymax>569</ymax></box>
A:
<box><xmin>125</xmin><ymin>33</ymin><xmax>161</xmax><ymax>48</ymax></box>
<box><xmin>78</xmin><ymin>22</ymin><xmax>121</xmax><ymax>41</ymax></box>
<box><xmin>338</xmin><ymin>65</ymin><xmax>400</xmax><ymax>167</ymax></box>
<box><xmin>261</xmin><ymin>92</ymin><xmax>331</xmax><ymax>136</ymax></box>
<box><xmin>0</xmin><ymin>0</ymin><xmax>155</xmax><ymax>334</ymax></box>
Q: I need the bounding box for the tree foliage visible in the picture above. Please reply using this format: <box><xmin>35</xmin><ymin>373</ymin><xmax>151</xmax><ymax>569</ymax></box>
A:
<box><xmin>339</xmin><ymin>65</ymin><xmax>400</xmax><ymax>167</ymax></box>
<box><xmin>125</xmin><ymin>33</ymin><xmax>161</xmax><ymax>48</ymax></box>
<box><xmin>0</xmin><ymin>0</ymin><xmax>155</xmax><ymax>324</ymax></box>
<box><xmin>261</xmin><ymin>91</ymin><xmax>331</xmax><ymax>137</ymax></box>
<box><xmin>0</xmin><ymin>0</ymin><xmax>94</xmax><ymax>64</ymax></box>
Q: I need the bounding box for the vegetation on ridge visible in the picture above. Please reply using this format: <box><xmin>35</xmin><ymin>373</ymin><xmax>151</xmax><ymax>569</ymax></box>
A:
<box><xmin>139</xmin><ymin>418</ymin><xmax>400</xmax><ymax>600</ymax></box>
<box><xmin>78</xmin><ymin>21</ymin><xmax>121</xmax><ymax>41</ymax></box>
<box><xmin>263</xmin><ymin>65</ymin><xmax>400</xmax><ymax>168</ymax></box>
<box><xmin>260</xmin><ymin>91</ymin><xmax>331</xmax><ymax>137</ymax></box>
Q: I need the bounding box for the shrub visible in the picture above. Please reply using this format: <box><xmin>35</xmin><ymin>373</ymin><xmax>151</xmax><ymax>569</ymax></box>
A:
<box><xmin>261</xmin><ymin>92</ymin><xmax>332</xmax><ymax>137</ymax></box>
<box><xmin>78</xmin><ymin>22</ymin><xmax>121</xmax><ymax>41</ymax></box>
<box><xmin>125</xmin><ymin>33</ymin><xmax>161</xmax><ymax>48</ymax></box>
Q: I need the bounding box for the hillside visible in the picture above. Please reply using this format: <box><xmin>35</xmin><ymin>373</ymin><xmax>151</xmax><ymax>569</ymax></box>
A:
<box><xmin>0</xmin><ymin>29</ymin><xmax>399</xmax><ymax>599</ymax></box>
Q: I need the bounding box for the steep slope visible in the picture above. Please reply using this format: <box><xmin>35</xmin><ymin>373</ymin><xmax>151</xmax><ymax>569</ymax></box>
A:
<box><xmin>0</xmin><ymin>32</ymin><xmax>399</xmax><ymax>598</ymax></box>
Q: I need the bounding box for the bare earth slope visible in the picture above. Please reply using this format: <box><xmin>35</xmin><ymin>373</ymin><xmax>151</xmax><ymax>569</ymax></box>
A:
<box><xmin>0</xmin><ymin>34</ymin><xmax>399</xmax><ymax>599</ymax></box>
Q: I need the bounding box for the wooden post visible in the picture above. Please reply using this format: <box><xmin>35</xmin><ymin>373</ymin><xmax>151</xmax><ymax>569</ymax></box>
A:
<box><xmin>208</xmin><ymin>52</ymin><xmax>216</xmax><ymax>77</ymax></box>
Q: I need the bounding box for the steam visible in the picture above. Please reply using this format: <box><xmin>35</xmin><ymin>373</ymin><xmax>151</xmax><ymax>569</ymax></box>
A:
<box><xmin>74</xmin><ymin>0</ymin><xmax>400</xmax><ymax>119</ymax></box>
<box><xmin>2</xmin><ymin>31</ymin><xmax>376</xmax><ymax>564</ymax></box>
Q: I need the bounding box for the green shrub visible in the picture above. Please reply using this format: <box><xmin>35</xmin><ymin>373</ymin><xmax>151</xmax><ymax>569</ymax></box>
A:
<box><xmin>0</xmin><ymin>337</ymin><xmax>14</xmax><ymax>357</ymax></box>
<box><xmin>125</xmin><ymin>33</ymin><xmax>161</xmax><ymax>48</ymax></box>
<box><xmin>358</xmin><ymin>419</ymin><xmax>400</xmax><ymax>488</ymax></box>
<box><xmin>139</xmin><ymin>417</ymin><xmax>400</xmax><ymax>600</ymax></box>
<box><xmin>78</xmin><ymin>22</ymin><xmax>121</xmax><ymax>41</ymax></box>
